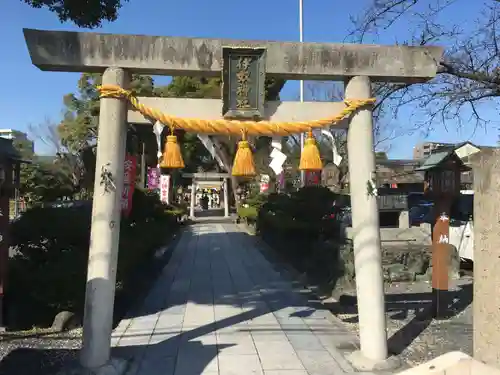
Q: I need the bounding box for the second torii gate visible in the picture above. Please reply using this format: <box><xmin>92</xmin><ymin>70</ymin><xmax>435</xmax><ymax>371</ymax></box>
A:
<box><xmin>182</xmin><ymin>172</ymin><xmax>230</xmax><ymax>218</ymax></box>
<box><xmin>23</xmin><ymin>28</ymin><xmax>443</xmax><ymax>374</ymax></box>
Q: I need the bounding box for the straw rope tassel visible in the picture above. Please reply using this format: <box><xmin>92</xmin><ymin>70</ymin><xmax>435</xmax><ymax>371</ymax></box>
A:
<box><xmin>160</xmin><ymin>134</ymin><xmax>185</xmax><ymax>169</ymax></box>
<box><xmin>299</xmin><ymin>131</ymin><xmax>323</xmax><ymax>171</ymax></box>
<box><xmin>232</xmin><ymin>134</ymin><xmax>256</xmax><ymax>177</ymax></box>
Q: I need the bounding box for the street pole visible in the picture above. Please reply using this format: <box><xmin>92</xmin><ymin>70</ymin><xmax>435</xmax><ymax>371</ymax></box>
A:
<box><xmin>299</xmin><ymin>0</ymin><xmax>306</xmax><ymax>188</ymax></box>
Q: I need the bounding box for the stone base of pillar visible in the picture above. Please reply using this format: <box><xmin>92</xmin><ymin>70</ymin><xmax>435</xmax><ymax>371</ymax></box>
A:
<box><xmin>57</xmin><ymin>358</ymin><xmax>129</xmax><ymax>375</ymax></box>
<box><xmin>346</xmin><ymin>350</ymin><xmax>401</xmax><ymax>372</ymax></box>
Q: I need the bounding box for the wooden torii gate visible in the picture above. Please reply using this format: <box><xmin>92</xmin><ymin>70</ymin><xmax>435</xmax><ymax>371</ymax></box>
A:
<box><xmin>23</xmin><ymin>28</ymin><xmax>442</xmax><ymax>374</ymax></box>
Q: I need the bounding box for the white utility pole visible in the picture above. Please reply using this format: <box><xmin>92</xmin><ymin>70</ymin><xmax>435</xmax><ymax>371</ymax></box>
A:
<box><xmin>299</xmin><ymin>0</ymin><xmax>306</xmax><ymax>187</ymax></box>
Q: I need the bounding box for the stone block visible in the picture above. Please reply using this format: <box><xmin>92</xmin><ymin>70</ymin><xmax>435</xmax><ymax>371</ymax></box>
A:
<box><xmin>472</xmin><ymin>149</ymin><xmax>500</xmax><ymax>366</ymax></box>
<box><xmin>395</xmin><ymin>351</ymin><xmax>500</xmax><ymax>375</ymax></box>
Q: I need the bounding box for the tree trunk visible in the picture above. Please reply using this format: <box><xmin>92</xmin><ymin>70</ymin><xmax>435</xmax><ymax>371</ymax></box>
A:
<box><xmin>209</xmin><ymin>136</ymin><xmax>241</xmax><ymax>210</ymax></box>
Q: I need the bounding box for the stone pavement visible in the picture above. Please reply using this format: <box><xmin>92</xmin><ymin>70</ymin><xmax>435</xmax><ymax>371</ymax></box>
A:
<box><xmin>111</xmin><ymin>221</ymin><xmax>363</xmax><ymax>375</ymax></box>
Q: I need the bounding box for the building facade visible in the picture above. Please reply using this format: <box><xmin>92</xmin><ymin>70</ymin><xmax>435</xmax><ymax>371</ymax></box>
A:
<box><xmin>413</xmin><ymin>141</ymin><xmax>456</xmax><ymax>160</ymax></box>
<box><xmin>0</xmin><ymin>129</ymin><xmax>33</xmax><ymax>153</ymax></box>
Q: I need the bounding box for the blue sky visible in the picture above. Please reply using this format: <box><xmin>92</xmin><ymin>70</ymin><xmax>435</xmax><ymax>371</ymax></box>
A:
<box><xmin>1</xmin><ymin>0</ymin><xmax>497</xmax><ymax>157</ymax></box>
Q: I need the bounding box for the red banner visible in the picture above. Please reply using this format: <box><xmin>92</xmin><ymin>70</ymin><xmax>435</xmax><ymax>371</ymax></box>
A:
<box><xmin>305</xmin><ymin>171</ymin><xmax>322</xmax><ymax>186</ymax></box>
<box><xmin>121</xmin><ymin>154</ymin><xmax>137</xmax><ymax>217</ymax></box>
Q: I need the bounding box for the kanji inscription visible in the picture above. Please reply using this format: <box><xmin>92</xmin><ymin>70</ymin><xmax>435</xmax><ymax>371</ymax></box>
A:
<box><xmin>222</xmin><ymin>47</ymin><xmax>266</xmax><ymax>120</ymax></box>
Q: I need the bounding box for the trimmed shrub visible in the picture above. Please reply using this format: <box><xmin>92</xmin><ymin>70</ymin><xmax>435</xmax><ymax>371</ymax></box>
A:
<box><xmin>257</xmin><ymin>186</ymin><xmax>340</xmax><ymax>247</ymax></box>
<box><xmin>7</xmin><ymin>188</ymin><xmax>179</xmax><ymax>329</ymax></box>
<box><xmin>252</xmin><ymin>186</ymin><xmax>348</xmax><ymax>290</ymax></box>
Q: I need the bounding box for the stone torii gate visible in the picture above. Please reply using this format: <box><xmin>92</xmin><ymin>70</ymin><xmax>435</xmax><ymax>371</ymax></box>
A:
<box><xmin>182</xmin><ymin>172</ymin><xmax>230</xmax><ymax>218</ymax></box>
<box><xmin>23</xmin><ymin>29</ymin><xmax>442</xmax><ymax>373</ymax></box>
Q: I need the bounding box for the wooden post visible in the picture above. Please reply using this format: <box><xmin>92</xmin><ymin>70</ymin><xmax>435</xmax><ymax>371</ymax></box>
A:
<box><xmin>424</xmin><ymin>162</ymin><xmax>463</xmax><ymax>319</ymax></box>
<box><xmin>431</xmin><ymin>196</ymin><xmax>451</xmax><ymax>318</ymax></box>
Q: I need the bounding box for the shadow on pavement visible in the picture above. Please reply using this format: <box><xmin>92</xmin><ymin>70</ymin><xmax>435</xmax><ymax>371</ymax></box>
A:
<box><xmin>329</xmin><ymin>283</ymin><xmax>472</xmax><ymax>355</ymax></box>
<box><xmin>0</xmin><ymin>223</ymin><xmax>351</xmax><ymax>374</ymax></box>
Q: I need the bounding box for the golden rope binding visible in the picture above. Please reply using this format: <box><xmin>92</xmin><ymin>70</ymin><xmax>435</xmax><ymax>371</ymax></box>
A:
<box><xmin>97</xmin><ymin>84</ymin><xmax>375</xmax><ymax>176</ymax></box>
<box><xmin>98</xmin><ymin>85</ymin><xmax>375</xmax><ymax>136</ymax></box>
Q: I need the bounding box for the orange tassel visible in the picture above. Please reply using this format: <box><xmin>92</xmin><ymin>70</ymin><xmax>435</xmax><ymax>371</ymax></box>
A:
<box><xmin>299</xmin><ymin>131</ymin><xmax>323</xmax><ymax>171</ymax></box>
<box><xmin>232</xmin><ymin>139</ymin><xmax>256</xmax><ymax>177</ymax></box>
<box><xmin>160</xmin><ymin>135</ymin><xmax>185</xmax><ymax>169</ymax></box>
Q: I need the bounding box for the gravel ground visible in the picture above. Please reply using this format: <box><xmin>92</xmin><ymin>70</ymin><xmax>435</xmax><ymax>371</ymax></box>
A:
<box><xmin>334</xmin><ymin>277</ymin><xmax>473</xmax><ymax>368</ymax></box>
<box><xmin>0</xmin><ymin>329</ymin><xmax>82</xmax><ymax>375</ymax></box>
<box><xmin>247</xmin><ymin>227</ymin><xmax>474</xmax><ymax>370</ymax></box>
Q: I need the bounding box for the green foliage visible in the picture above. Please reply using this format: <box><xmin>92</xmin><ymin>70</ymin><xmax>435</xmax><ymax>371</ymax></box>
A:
<box><xmin>57</xmin><ymin>73</ymin><xmax>160</xmax><ymax>195</ymax></box>
<box><xmin>257</xmin><ymin>186</ymin><xmax>339</xmax><ymax>247</ymax></box>
<box><xmin>11</xmin><ymin>133</ymin><xmax>34</xmax><ymax>160</ymax></box>
<box><xmin>59</xmin><ymin>73</ymin><xmax>156</xmax><ymax>155</ymax></box>
<box><xmin>155</xmin><ymin>77</ymin><xmax>221</xmax><ymax>99</ymax></box>
<box><xmin>252</xmin><ymin>186</ymin><xmax>348</xmax><ymax>290</ymax></box>
<box><xmin>10</xmin><ymin>135</ymin><xmax>76</xmax><ymax>204</ymax></box>
<box><xmin>23</xmin><ymin>0</ymin><xmax>127</xmax><ymax>28</ymax></box>
<box><xmin>245</xmin><ymin>192</ymin><xmax>268</xmax><ymax>210</ymax></box>
<box><xmin>237</xmin><ymin>206</ymin><xmax>258</xmax><ymax>221</ymax></box>
<box><xmin>8</xmin><ymin>189</ymin><xmax>179</xmax><ymax>328</ymax></box>
<box><xmin>156</xmin><ymin>76</ymin><xmax>285</xmax><ymax>102</ymax></box>
<box><xmin>9</xmin><ymin>205</ymin><xmax>91</xmax><ymax>326</ymax></box>
<box><xmin>19</xmin><ymin>160</ymin><xmax>75</xmax><ymax>203</ymax></box>
<box><xmin>166</xmin><ymin>202</ymin><xmax>189</xmax><ymax>217</ymax></box>
<box><xmin>177</xmin><ymin>131</ymin><xmax>217</xmax><ymax>173</ymax></box>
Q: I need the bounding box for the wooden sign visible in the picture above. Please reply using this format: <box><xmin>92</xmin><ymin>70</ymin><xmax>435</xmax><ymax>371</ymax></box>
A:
<box><xmin>222</xmin><ymin>47</ymin><xmax>266</xmax><ymax>120</ymax></box>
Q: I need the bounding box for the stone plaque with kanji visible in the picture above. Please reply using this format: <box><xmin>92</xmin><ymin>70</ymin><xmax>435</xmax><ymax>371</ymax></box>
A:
<box><xmin>222</xmin><ymin>47</ymin><xmax>266</xmax><ymax>120</ymax></box>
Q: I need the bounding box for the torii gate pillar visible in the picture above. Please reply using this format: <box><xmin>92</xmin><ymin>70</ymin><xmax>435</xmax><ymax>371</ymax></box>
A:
<box><xmin>345</xmin><ymin>76</ymin><xmax>388</xmax><ymax>365</ymax></box>
<box><xmin>80</xmin><ymin>67</ymin><xmax>130</xmax><ymax>371</ymax></box>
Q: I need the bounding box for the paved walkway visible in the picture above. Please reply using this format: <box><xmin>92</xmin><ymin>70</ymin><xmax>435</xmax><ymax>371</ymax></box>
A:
<box><xmin>111</xmin><ymin>222</ymin><xmax>362</xmax><ymax>375</ymax></box>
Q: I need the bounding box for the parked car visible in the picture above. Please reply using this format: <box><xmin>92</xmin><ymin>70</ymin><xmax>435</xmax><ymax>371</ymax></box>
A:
<box><xmin>409</xmin><ymin>203</ymin><xmax>434</xmax><ymax>226</ymax></box>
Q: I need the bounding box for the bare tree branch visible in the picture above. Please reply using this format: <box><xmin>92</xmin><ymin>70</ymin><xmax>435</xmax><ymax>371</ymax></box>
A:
<box><xmin>348</xmin><ymin>0</ymin><xmax>500</xmax><ymax>138</ymax></box>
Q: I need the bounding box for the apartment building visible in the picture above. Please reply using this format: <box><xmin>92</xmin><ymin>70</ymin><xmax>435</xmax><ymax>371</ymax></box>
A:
<box><xmin>412</xmin><ymin>141</ymin><xmax>456</xmax><ymax>159</ymax></box>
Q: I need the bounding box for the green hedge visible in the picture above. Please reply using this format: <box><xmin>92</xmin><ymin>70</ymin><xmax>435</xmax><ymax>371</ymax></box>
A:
<box><xmin>254</xmin><ymin>186</ymin><xmax>348</xmax><ymax>288</ymax></box>
<box><xmin>7</xmin><ymin>189</ymin><xmax>179</xmax><ymax>329</ymax></box>
<box><xmin>257</xmin><ymin>186</ymin><xmax>340</xmax><ymax>247</ymax></box>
